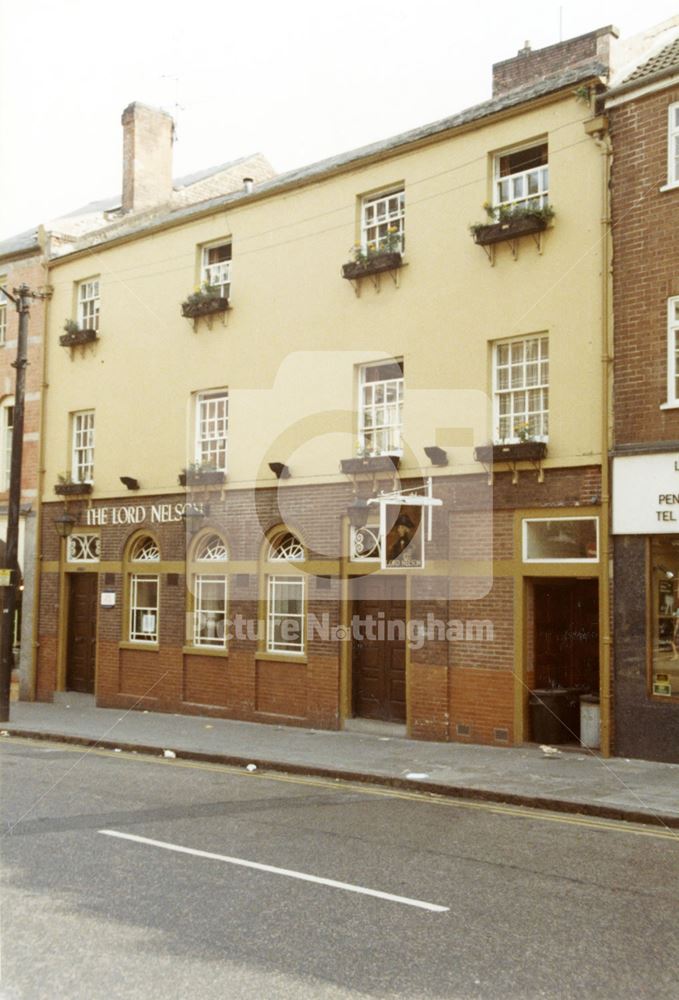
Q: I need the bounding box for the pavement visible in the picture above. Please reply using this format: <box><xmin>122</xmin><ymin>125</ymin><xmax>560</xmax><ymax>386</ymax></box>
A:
<box><xmin>3</xmin><ymin>697</ymin><xmax>679</xmax><ymax>828</ymax></box>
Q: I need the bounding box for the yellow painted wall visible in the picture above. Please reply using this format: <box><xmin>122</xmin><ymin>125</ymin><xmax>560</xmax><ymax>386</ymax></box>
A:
<box><xmin>43</xmin><ymin>93</ymin><xmax>604</xmax><ymax>500</ymax></box>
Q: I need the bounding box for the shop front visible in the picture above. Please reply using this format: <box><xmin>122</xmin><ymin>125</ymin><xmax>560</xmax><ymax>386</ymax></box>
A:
<box><xmin>613</xmin><ymin>451</ymin><xmax>679</xmax><ymax>762</ymax></box>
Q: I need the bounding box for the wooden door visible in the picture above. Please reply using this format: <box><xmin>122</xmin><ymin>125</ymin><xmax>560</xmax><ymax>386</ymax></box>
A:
<box><xmin>534</xmin><ymin>579</ymin><xmax>599</xmax><ymax>690</ymax></box>
<box><xmin>66</xmin><ymin>574</ymin><xmax>98</xmax><ymax>693</ymax></box>
<box><xmin>352</xmin><ymin>575</ymin><xmax>406</xmax><ymax>722</ymax></box>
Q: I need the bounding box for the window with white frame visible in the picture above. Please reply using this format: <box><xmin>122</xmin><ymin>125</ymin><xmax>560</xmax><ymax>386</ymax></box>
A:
<box><xmin>201</xmin><ymin>243</ymin><xmax>232</xmax><ymax>298</ymax></box>
<box><xmin>1</xmin><ymin>397</ymin><xmax>14</xmax><ymax>491</ymax></box>
<box><xmin>72</xmin><ymin>410</ymin><xmax>95</xmax><ymax>483</ymax></box>
<box><xmin>77</xmin><ymin>278</ymin><xmax>100</xmax><ymax>331</ymax></box>
<box><xmin>267</xmin><ymin>576</ymin><xmax>305</xmax><ymax>654</ymax></box>
<box><xmin>668</xmin><ymin>103</ymin><xmax>679</xmax><ymax>186</ymax></box>
<box><xmin>667</xmin><ymin>297</ymin><xmax>679</xmax><ymax>405</ymax></box>
<box><xmin>494</xmin><ymin>142</ymin><xmax>548</xmax><ymax>212</ymax></box>
<box><xmin>494</xmin><ymin>336</ymin><xmax>549</xmax><ymax>442</ymax></box>
<box><xmin>265</xmin><ymin>530</ymin><xmax>306</xmax><ymax>655</ymax></box>
<box><xmin>359</xmin><ymin>360</ymin><xmax>404</xmax><ymax>456</ymax></box>
<box><xmin>128</xmin><ymin>535</ymin><xmax>160</xmax><ymax>643</ymax></box>
<box><xmin>0</xmin><ymin>285</ymin><xmax>7</xmax><ymax>346</ymax></box>
<box><xmin>191</xmin><ymin>532</ymin><xmax>228</xmax><ymax>649</ymax></box>
<box><xmin>129</xmin><ymin>575</ymin><xmax>159</xmax><ymax>643</ymax></box>
<box><xmin>195</xmin><ymin>390</ymin><xmax>228</xmax><ymax>470</ymax></box>
<box><xmin>361</xmin><ymin>190</ymin><xmax>405</xmax><ymax>253</ymax></box>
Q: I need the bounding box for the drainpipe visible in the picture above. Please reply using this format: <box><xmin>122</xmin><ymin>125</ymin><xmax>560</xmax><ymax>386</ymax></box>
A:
<box><xmin>594</xmin><ymin>122</ymin><xmax>613</xmax><ymax>757</ymax></box>
<box><xmin>30</xmin><ymin>229</ymin><xmax>50</xmax><ymax>701</ymax></box>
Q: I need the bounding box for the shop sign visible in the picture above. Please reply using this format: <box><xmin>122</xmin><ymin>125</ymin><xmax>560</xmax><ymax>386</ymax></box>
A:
<box><xmin>85</xmin><ymin>502</ymin><xmax>205</xmax><ymax>527</ymax></box>
<box><xmin>613</xmin><ymin>454</ymin><xmax>679</xmax><ymax>534</ymax></box>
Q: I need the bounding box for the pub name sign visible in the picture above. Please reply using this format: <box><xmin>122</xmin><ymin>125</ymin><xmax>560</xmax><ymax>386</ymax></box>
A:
<box><xmin>85</xmin><ymin>502</ymin><xmax>205</xmax><ymax>527</ymax></box>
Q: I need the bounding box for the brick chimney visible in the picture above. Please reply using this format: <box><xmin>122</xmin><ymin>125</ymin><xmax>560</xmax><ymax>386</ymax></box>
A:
<box><xmin>121</xmin><ymin>102</ymin><xmax>175</xmax><ymax>213</ymax></box>
<box><xmin>492</xmin><ymin>26</ymin><xmax>619</xmax><ymax>96</ymax></box>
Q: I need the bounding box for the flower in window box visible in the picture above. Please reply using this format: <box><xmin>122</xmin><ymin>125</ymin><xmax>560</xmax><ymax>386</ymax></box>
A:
<box><xmin>342</xmin><ymin>229</ymin><xmax>403</xmax><ymax>280</ymax></box>
<box><xmin>54</xmin><ymin>472</ymin><xmax>93</xmax><ymax>496</ymax></box>
<box><xmin>180</xmin><ymin>283</ymin><xmax>229</xmax><ymax>319</ymax></box>
<box><xmin>470</xmin><ymin>203</ymin><xmax>555</xmax><ymax>246</ymax></box>
<box><xmin>59</xmin><ymin>318</ymin><xmax>99</xmax><ymax>347</ymax></box>
<box><xmin>178</xmin><ymin>462</ymin><xmax>226</xmax><ymax>487</ymax></box>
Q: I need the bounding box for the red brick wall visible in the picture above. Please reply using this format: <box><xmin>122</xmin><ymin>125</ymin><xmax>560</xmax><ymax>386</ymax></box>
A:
<box><xmin>610</xmin><ymin>87</ymin><xmax>679</xmax><ymax>446</ymax></box>
<box><xmin>492</xmin><ymin>28</ymin><xmax>615</xmax><ymax>96</ymax></box>
<box><xmin>37</xmin><ymin>466</ymin><xmax>599</xmax><ymax>743</ymax></box>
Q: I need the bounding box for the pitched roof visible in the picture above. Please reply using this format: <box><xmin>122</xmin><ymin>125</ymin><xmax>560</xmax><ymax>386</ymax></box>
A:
<box><xmin>63</xmin><ymin>58</ymin><xmax>608</xmax><ymax>257</ymax></box>
<box><xmin>623</xmin><ymin>35</ymin><xmax>679</xmax><ymax>84</ymax></box>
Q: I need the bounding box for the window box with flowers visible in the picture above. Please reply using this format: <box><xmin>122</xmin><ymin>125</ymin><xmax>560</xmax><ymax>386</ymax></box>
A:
<box><xmin>342</xmin><ymin>227</ymin><xmax>403</xmax><ymax>281</ymax></box>
<box><xmin>178</xmin><ymin>462</ymin><xmax>226</xmax><ymax>487</ymax></box>
<box><xmin>340</xmin><ymin>453</ymin><xmax>401</xmax><ymax>475</ymax></box>
<box><xmin>59</xmin><ymin>319</ymin><xmax>99</xmax><ymax>348</ymax></box>
<box><xmin>180</xmin><ymin>285</ymin><xmax>230</xmax><ymax>320</ymax></box>
<box><xmin>54</xmin><ymin>474</ymin><xmax>93</xmax><ymax>496</ymax></box>
<box><xmin>474</xmin><ymin>441</ymin><xmax>547</xmax><ymax>464</ymax></box>
<box><xmin>470</xmin><ymin>204</ymin><xmax>554</xmax><ymax>248</ymax></box>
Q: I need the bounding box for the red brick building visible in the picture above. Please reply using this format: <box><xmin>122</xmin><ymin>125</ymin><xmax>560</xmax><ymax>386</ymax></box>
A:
<box><xmin>608</xmin><ymin>27</ymin><xmax>679</xmax><ymax>761</ymax></box>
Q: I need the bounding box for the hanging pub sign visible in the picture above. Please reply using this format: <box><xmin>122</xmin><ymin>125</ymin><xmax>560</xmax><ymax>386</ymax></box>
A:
<box><xmin>375</xmin><ymin>490</ymin><xmax>442</xmax><ymax>570</ymax></box>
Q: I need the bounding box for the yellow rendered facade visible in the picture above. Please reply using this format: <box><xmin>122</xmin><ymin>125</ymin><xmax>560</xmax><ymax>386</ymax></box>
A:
<box><xmin>43</xmin><ymin>91</ymin><xmax>604</xmax><ymax>497</ymax></box>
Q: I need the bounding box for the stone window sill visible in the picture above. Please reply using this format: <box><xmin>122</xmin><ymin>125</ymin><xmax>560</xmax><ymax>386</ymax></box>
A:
<box><xmin>182</xmin><ymin>645</ymin><xmax>228</xmax><ymax>659</ymax></box>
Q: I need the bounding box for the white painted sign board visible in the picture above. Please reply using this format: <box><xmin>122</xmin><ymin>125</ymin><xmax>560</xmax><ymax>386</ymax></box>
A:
<box><xmin>612</xmin><ymin>453</ymin><xmax>679</xmax><ymax>534</ymax></box>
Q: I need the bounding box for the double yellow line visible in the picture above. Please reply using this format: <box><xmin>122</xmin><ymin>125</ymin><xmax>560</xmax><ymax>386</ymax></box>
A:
<box><xmin>4</xmin><ymin>734</ymin><xmax>678</xmax><ymax>842</ymax></box>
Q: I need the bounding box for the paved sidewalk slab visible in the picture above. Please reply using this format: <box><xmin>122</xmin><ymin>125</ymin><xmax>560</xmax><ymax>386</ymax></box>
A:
<box><xmin>3</xmin><ymin>701</ymin><xmax>679</xmax><ymax>827</ymax></box>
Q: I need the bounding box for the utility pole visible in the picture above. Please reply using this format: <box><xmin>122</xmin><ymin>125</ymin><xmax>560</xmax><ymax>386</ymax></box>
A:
<box><xmin>0</xmin><ymin>283</ymin><xmax>33</xmax><ymax>721</ymax></box>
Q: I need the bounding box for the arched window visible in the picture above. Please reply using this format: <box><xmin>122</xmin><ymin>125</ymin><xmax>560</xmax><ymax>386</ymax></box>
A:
<box><xmin>265</xmin><ymin>529</ymin><xmax>306</xmax><ymax>655</ymax></box>
<box><xmin>267</xmin><ymin>531</ymin><xmax>305</xmax><ymax>562</ymax></box>
<box><xmin>189</xmin><ymin>531</ymin><xmax>228</xmax><ymax>649</ymax></box>
<box><xmin>127</xmin><ymin>535</ymin><xmax>160</xmax><ymax>644</ymax></box>
<box><xmin>0</xmin><ymin>397</ymin><xmax>14</xmax><ymax>492</ymax></box>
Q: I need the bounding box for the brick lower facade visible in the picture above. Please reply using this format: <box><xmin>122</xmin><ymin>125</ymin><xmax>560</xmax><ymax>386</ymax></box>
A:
<box><xmin>37</xmin><ymin>466</ymin><xmax>602</xmax><ymax>745</ymax></box>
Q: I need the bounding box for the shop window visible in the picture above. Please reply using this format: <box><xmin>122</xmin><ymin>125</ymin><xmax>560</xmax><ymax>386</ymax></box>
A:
<box><xmin>127</xmin><ymin>534</ymin><xmax>160</xmax><ymax>644</ymax></box>
<box><xmin>189</xmin><ymin>531</ymin><xmax>228</xmax><ymax>649</ymax></box>
<box><xmin>494</xmin><ymin>142</ymin><xmax>548</xmax><ymax>211</ymax></box>
<box><xmin>201</xmin><ymin>242</ymin><xmax>232</xmax><ymax>298</ymax></box>
<box><xmin>77</xmin><ymin>278</ymin><xmax>100</xmax><ymax>332</ymax></box>
<box><xmin>72</xmin><ymin>410</ymin><xmax>95</xmax><ymax>483</ymax></box>
<box><xmin>668</xmin><ymin>103</ymin><xmax>679</xmax><ymax>187</ymax></box>
<box><xmin>359</xmin><ymin>359</ymin><xmax>404</xmax><ymax>456</ymax></box>
<box><xmin>665</xmin><ymin>297</ymin><xmax>679</xmax><ymax>406</ymax></box>
<box><xmin>523</xmin><ymin>517</ymin><xmax>598</xmax><ymax>562</ymax></box>
<box><xmin>494</xmin><ymin>336</ymin><xmax>548</xmax><ymax>443</ymax></box>
<box><xmin>361</xmin><ymin>189</ymin><xmax>405</xmax><ymax>253</ymax></box>
<box><xmin>265</xmin><ymin>529</ymin><xmax>306</xmax><ymax>655</ymax></box>
<box><xmin>0</xmin><ymin>397</ymin><xmax>14</xmax><ymax>491</ymax></box>
<box><xmin>651</xmin><ymin>536</ymin><xmax>679</xmax><ymax>700</ymax></box>
<box><xmin>194</xmin><ymin>390</ymin><xmax>228</xmax><ymax>472</ymax></box>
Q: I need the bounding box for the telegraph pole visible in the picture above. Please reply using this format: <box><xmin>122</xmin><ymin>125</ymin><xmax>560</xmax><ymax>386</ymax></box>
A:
<box><xmin>0</xmin><ymin>283</ymin><xmax>33</xmax><ymax>721</ymax></box>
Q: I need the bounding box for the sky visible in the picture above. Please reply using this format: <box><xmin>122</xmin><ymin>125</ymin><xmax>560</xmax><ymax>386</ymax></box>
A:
<box><xmin>0</xmin><ymin>0</ymin><xmax>678</xmax><ymax>241</ymax></box>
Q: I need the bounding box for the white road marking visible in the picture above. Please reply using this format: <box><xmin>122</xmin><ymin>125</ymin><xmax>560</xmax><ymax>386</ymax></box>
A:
<box><xmin>99</xmin><ymin>829</ymin><xmax>449</xmax><ymax>913</ymax></box>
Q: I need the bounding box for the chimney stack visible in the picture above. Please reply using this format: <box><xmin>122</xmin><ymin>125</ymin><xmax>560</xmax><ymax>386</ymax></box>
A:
<box><xmin>492</xmin><ymin>26</ymin><xmax>619</xmax><ymax>96</ymax></box>
<box><xmin>121</xmin><ymin>102</ymin><xmax>175</xmax><ymax>213</ymax></box>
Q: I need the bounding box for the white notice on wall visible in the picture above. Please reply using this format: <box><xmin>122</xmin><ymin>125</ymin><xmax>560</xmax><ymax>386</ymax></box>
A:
<box><xmin>100</xmin><ymin>592</ymin><xmax>116</xmax><ymax>607</ymax></box>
